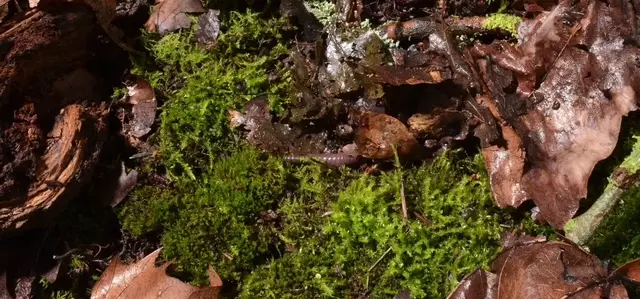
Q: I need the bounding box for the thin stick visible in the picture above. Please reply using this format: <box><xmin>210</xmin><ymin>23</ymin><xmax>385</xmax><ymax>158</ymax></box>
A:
<box><xmin>400</xmin><ymin>179</ymin><xmax>408</xmax><ymax>220</ymax></box>
<box><xmin>368</xmin><ymin>247</ymin><xmax>393</xmax><ymax>272</ymax></box>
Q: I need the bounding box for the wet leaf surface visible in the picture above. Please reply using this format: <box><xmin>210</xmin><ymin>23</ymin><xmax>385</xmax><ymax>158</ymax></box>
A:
<box><xmin>145</xmin><ymin>0</ymin><xmax>206</xmax><ymax>35</ymax></box>
<box><xmin>91</xmin><ymin>248</ymin><xmax>221</xmax><ymax>299</ymax></box>
<box><xmin>476</xmin><ymin>0</ymin><xmax>640</xmax><ymax>228</ymax></box>
<box><xmin>451</xmin><ymin>238</ymin><xmax>639</xmax><ymax>299</ymax></box>
<box><xmin>447</xmin><ymin>269</ymin><xmax>497</xmax><ymax>299</ymax></box>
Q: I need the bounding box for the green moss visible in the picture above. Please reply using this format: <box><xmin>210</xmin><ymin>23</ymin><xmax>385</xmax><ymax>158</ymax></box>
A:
<box><xmin>133</xmin><ymin>11</ymin><xmax>292</xmax><ymax>179</ymax></box>
<box><xmin>483</xmin><ymin>13</ymin><xmax>521</xmax><ymax>37</ymax></box>
<box><xmin>119</xmin><ymin>185</ymin><xmax>177</xmax><ymax>237</ymax></box>
<box><xmin>585</xmin><ymin>117</ymin><xmax>640</xmax><ymax>262</ymax></box>
<box><xmin>587</xmin><ymin>134</ymin><xmax>640</xmax><ymax>266</ymax></box>
<box><xmin>241</xmin><ymin>153</ymin><xmax>504</xmax><ymax>298</ymax></box>
<box><xmin>588</xmin><ymin>185</ymin><xmax>640</xmax><ymax>264</ymax></box>
<box><xmin>118</xmin><ymin>9</ymin><xmax>537</xmax><ymax>299</ymax></box>
<box><xmin>158</xmin><ymin>148</ymin><xmax>289</xmax><ymax>283</ymax></box>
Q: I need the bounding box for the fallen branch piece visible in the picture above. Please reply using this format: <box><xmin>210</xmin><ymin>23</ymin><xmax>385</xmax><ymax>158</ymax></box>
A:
<box><xmin>565</xmin><ymin>137</ymin><xmax>640</xmax><ymax>245</ymax></box>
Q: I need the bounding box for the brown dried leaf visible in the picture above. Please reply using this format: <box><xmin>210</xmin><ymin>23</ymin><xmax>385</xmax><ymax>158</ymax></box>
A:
<box><xmin>102</xmin><ymin>162</ymin><xmax>138</xmax><ymax>207</ymax></box>
<box><xmin>609</xmin><ymin>258</ymin><xmax>640</xmax><ymax>283</ymax></box>
<box><xmin>607</xmin><ymin>283</ymin><xmax>630</xmax><ymax>299</ymax></box>
<box><xmin>496</xmin><ymin>241</ymin><xmax>608</xmax><ymax>298</ymax></box>
<box><xmin>407</xmin><ymin>109</ymin><xmax>466</xmax><ymax>139</ymax></box>
<box><xmin>478</xmin><ymin>0</ymin><xmax>639</xmax><ymax>228</ymax></box>
<box><xmin>0</xmin><ymin>271</ymin><xmax>9</xmax><ymax>299</ymax></box>
<box><xmin>126</xmin><ymin>77</ymin><xmax>157</xmax><ymax>138</ymax></box>
<box><xmin>456</xmin><ymin>239</ymin><xmax>631</xmax><ymax>299</ymax></box>
<box><xmin>196</xmin><ymin>9</ymin><xmax>220</xmax><ymax>48</ymax></box>
<box><xmin>91</xmin><ymin>248</ymin><xmax>221</xmax><ymax>299</ymax></box>
<box><xmin>145</xmin><ymin>0</ymin><xmax>206</xmax><ymax>35</ymax></box>
<box><xmin>354</xmin><ymin>112</ymin><xmax>419</xmax><ymax>160</ymax></box>
<box><xmin>446</xmin><ymin>269</ymin><xmax>497</xmax><ymax>299</ymax></box>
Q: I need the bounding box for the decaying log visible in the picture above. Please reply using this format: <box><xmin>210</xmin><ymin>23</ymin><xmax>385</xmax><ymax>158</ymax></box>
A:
<box><xmin>0</xmin><ymin>104</ymin><xmax>108</xmax><ymax>232</ymax></box>
<box><xmin>0</xmin><ymin>4</ymin><xmax>110</xmax><ymax>233</ymax></box>
<box><xmin>0</xmin><ymin>4</ymin><xmax>98</xmax><ymax>110</ymax></box>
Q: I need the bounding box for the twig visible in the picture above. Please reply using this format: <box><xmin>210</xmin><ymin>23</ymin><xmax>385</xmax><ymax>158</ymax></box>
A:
<box><xmin>365</xmin><ymin>246</ymin><xmax>393</xmax><ymax>291</ymax></box>
<box><xmin>53</xmin><ymin>248</ymin><xmax>84</xmax><ymax>260</ymax></box>
<box><xmin>368</xmin><ymin>246</ymin><xmax>393</xmax><ymax>272</ymax></box>
<box><xmin>400</xmin><ymin>179</ymin><xmax>408</xmax><ymax>220</ymax></box>
<box><xmin>565</xmin><ymin>137</ymin><xmax>640</xmax><ymax>245</ymax></box>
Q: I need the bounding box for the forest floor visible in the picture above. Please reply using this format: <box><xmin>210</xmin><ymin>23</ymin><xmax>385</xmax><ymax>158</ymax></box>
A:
<box><xmin>2</xmin><ymin>0</ymin><xmax>640</xmax><ymax>298</ymax></box>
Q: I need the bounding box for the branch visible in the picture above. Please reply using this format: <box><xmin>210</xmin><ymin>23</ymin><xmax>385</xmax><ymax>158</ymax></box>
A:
<box><xmin>565</xmin><ymin>136</ymin><xmax>640</xmax><ymax>245</ymax></box>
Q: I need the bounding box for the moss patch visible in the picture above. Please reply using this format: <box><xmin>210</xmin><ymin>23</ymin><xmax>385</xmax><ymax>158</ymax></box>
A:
<box><xmin>122</xmin><ymin>149</ymin><xmax>506</xmax><ymax>297</ymax></box>
<box><xmin>119</xmin><ymin>9</ymin><xmax>539</xmax><ymax>299</ymax></box>
<box><xmin>133</xmin><ymin>11</ymin><xmax>292</xmax><ymax>180</ymax></box>
<box><xmin>483</xmin><ymin>13</ymin><xmax>521</xmax><ymax>37</ymax></box>
<box><xmin>240</xmin><ymin>153</ymin><xmax>504</xmax><ymax>298</ymax></box>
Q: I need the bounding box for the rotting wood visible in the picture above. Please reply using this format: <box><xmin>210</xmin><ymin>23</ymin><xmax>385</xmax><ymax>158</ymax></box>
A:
<box><xmin>0</xmin><ymin>104</ymin><xmax>108</xmax><ymax>233</ymax></box>
<box><xmin>0</xmin><ymin>5</ymin><xmax>111</xmax><ymax>233</ymax></box>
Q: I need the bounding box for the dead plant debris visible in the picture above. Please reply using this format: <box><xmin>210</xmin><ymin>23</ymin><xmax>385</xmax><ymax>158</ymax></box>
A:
<box><xmin>145</xmin><ymin>0</ymin><xmax>206</xmax><ymax>35</ymax></box>
<box><xmin>449</xmin><ymin>235</ymin><xmax>640</xmax><ymax>299</ymax></box>
<box><xmin>91</xmin><ymin>248</ymin><xmax>222</xmax><ymax>299</ymax></box>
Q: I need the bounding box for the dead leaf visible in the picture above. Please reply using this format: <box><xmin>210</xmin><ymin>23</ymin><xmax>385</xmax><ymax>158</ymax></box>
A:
<box><xmin>91</xmin><ymin>248</ymin><xmax>221</xmax><ymax>299</ymax></box>
<box><xmin>497</xmin><ymin>242</ymin><xmax>607</xmax><ymax>298</ymax></box>
<box><xmin>41</xmin><ymin>259</ymin><xmax>63</xmax><ymax>284</ymax></box>
<box><xmin>145</xmin><ymin>0</ymin><xmax>206</xmax><ymax>35</ymax></box>
<box><xmin>407</xmin><ymin>109</ymin><xmax>466</xmax><ymax>139</ymax></box>
<box><xmin>125</xmin><ymin>77</ymin><xmax>157</xmax><ymax>138</ymax></box>
<box><xmin>450</xmin><ymin>238</ymin><xmax>632</xmax><ymax>299</ymax></box>
<box><xmin>354</xmin><ymin>112</ymin><xmax>419</xmax><ymax>160</ymax></box>
<box><xmin>446</xmin><ymin>269</ymin><xmax>497</xmax><ymax>299</ymax></box>
<box><xmin>475</xmin><ymin>0</ymin><xmax>640</xmax><ymax>228</ymax></box>
<box><xmin>609</xmin><ymin>258</ymin><xmax>640</xmax><ymax>283</ymax></box>
<box><xmin>196</xmin><ymin>9</ymin><xmax>220</xmax><ymax>48</ymax></box>
<box><xmin>0</xmin><ymin>271</ymin><xmax>9</xmax><ymax>299</ymax></box>
<box><xmin>394</xmin><ymin>289</ymin><xmax>412</xmax><ymax>299</ymax></box>
<box><xmin>101</xmin><ymin>161</ymin><xmax>138</xmax><ymax>207</ymax></box>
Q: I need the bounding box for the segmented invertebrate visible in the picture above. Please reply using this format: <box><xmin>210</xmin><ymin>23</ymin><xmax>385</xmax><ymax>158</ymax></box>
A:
<box><xmin>283</xmin><ymin>153</ymin><xmax>360</xmax><ymax>167</ymax></box>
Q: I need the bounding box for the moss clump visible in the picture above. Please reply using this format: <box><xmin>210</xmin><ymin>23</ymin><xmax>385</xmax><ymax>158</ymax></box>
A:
<box><xmin>241</xmin><ymin>153</ymin><xmax>504</xmax><ymax>298</ymax></box>
<box><xmin>121</xmin><ymin>149</ymin><xmax>286</xmax><ymax>283</ymax></box>
<box><xmin>483</xmin><ymin>13</ymin><xmax>521</xmax><ymax>37</ymax></box>
<box><xmin>119</xmin><ymin>185</ymin><xmax>177</xmax><ymax>237</ymax></box>
<box><xmin>133</xmin><ymin>11</ymin><xmax>292</xmax><ymax>179</ymax></box>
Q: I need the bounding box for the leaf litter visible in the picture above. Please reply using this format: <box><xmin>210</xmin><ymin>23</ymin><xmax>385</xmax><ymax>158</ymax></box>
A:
<box><xmin>231</xmin><ymin>0</ymin><xmax>640</xmax><ymax>232</ymax></box>
<box><xmin>91</xmin><ymin>248</ymin><xmax>222</xmax><ymax>299</ymax></box>
<box><xmin>449</xmin><ymin>234</ymin><xmax>640</xmax><ymax>299</ymax></box>
<box><xmin>4</xmin><ymin>0</ymin><xmax>640</xmax><ymax>297</ymax></box>
<box><xmin>475</xmin><ymin>0</ymin><xmax>639</xmax><ymax>228</ymax></box>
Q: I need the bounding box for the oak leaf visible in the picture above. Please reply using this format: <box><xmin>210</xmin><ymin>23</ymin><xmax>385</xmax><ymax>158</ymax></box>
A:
<box><xmin>91</xmin><ymin>248</ymin><xmax>222</xmax><ymax>299</ymax></box>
